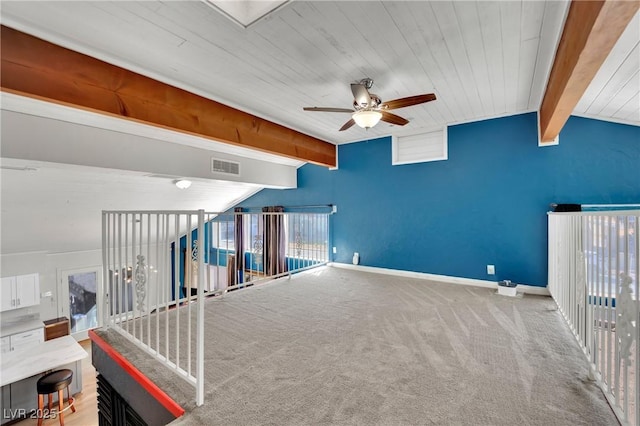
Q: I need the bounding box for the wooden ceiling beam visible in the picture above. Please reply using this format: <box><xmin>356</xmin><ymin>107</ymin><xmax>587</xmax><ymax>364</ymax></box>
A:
<box><xmin>539</xmin><ymin>0</ymin><xmax>639</xmax><ymax>144</ymax></box>
<box><xmin>0</xmin><ymin>25</ymin><xmax>336</xmax><ymax>167</ymax></box>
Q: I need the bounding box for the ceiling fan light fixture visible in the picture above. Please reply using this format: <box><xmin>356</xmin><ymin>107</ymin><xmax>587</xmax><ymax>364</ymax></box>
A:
<box><xmin>352</xmin><ymin>110</ymin><xmax>382</xmax><ymax>129</ymax></box>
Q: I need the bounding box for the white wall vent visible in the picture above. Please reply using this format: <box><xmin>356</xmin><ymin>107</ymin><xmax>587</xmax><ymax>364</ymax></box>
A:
<box><xmin>392</xmin><ymin>127</ymin><xmax>448</xmax><ymax>165</ymax></box>
<box><xmin>211</xmin><ymin>158</ymin><xmax>240</xmax><ymax>175</ymax></box>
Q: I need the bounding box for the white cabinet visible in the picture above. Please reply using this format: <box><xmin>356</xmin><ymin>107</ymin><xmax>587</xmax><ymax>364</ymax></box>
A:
<box><xmin>0</xmin><ymin>337</ymin><xmax>9</xmax><ymax>354</ymax></box>
<box><xmin>1</xmin><ymin>277</ymin><xmax>15</xmax><ymax>311</ymax></box>
<box><xmin>0</xmin><ymin>273</ymin><xmax>40</xmax><ymax>312</ymax></box>
<box><xmin>16</xmin><ymin>274</ymin><xmax>39</xmax><ymax>308</ymax></box>
<box><xmin>1</xmin><ymin>329</ymin><xmax>45</xmax><ymax>354</ymax></box>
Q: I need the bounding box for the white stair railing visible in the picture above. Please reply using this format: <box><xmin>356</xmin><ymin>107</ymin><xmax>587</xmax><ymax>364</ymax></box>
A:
<box><xmin>549</xmin><ymin>209</ymin><xmax>639</xmax><ymax>425</ymax></box>
<box><xmin>101</xmin><ymin>209</ymin><xmax>331</xmax><ymax>408</ymax></box>
<box><xmin>102</xmin><ymin>210</ymin><xmax>206</xmax><ymax>406</ymax></box>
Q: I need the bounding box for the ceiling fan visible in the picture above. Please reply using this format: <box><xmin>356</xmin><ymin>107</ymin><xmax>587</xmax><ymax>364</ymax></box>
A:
<box><xmin>303</xmin><ymin>78</ymin><xmax>436</xmax><ymax>131</ymax></box>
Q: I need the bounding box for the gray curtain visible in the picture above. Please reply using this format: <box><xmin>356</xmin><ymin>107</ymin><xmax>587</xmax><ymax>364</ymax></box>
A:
<box><xmin>262</xmin><ymin>206</ymin><xmax>287</xmax><ymax>276</ymax></box>
<box><xmin>234</xmin><ymin>207</ymin><xmax>244</xmax><ymax>284</ymax></box>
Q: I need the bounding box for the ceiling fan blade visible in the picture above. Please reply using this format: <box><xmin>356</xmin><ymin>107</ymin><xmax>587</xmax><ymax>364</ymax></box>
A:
<box><xmin>381</xmin><ymin>93</ymin><xmax>436</xmax><ymax>110</ymax></box>
<box><xmin>303</xmin><ymin>107</ymin><xmax>355</xmax><ymax>113</ymax></box>
<box><xmin>351</xmin><ymin>83</ymin><xmax>372</xmax><ymax>108</ymax></box>
<box><xmin>380</xmin><ymin>111</ymin><xmax>409</xmax><ymax>126</ymax></box>
<box><xmin>339</xmin><ymin>118</ymin><xmax>356</xmax><ymax>131</ymax></box>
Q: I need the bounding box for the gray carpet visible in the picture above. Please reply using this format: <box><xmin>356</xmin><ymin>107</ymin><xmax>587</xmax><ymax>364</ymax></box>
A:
<box><xmin>97</xmin><ymin>266</ymin><xmax>619</xmax><ymax>425</ymax></box>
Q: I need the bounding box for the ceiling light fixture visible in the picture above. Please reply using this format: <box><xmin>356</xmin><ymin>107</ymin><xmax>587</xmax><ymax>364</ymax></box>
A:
<box><xmin>204</xmin><ymin>0</ymin><xmax>290</xmax><ymax>29</ymax></box>
<box><xmin>352</xmin><ymin>110</ymin><xmax>382</xmax><ymax>129</ymax></box>
<box><xmin>175</xmin><ymin>179</ymin><xmax>192</xmax><ymax>189</ymax></box>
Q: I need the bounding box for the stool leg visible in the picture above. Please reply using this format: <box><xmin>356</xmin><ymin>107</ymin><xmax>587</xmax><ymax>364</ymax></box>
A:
<box><xmin>48</xmin><ymin>393</ymin><xmax>53</xmax><ymax>412</ymax></box>
<box><xmin>37</xmin><ymin>394</ymin><xmax>44</xmax><ymax>426</ymax></box>
<box><xmin>58</xmin><ymin>389</ymin><xmax>64</xmax><ymax>426</ymax></box>
<box><xmin>67</xmin><ymin>386</ymin><xmax>76</xmax><ymax>413</ymax></box>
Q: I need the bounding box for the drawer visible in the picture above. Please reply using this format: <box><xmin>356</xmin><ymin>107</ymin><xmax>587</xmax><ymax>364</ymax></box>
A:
<box><xmin>10</xmin><ymin>328</ymin><xmax>44</xmax><ymax>351</ymax></box>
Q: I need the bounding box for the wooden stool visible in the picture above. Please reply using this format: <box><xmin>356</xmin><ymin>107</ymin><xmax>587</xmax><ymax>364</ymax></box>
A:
<box><xmin>36</xmin><ymin>369</ymin><xmax>76</xmax><ymax>426</ymax></box>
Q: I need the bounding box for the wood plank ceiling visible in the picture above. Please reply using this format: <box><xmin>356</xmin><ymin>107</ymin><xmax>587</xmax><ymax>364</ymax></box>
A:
<box><xmin>539</xmin><ymin>0</ymin><xmax>640</xmax><ymax>143</ymax></box>
<box><xmin>4</xmin><ymin>0</ymin><xmax>620</xmax><ymax>149</ymax></box>
<box><xmin>574</xmin><ymin>10</ymin><xmax>640</xmax><ymax>123</ymax></box>
<box><xmin>1</xmin><ymin>1</ymin><xmax>638</xmax><ymax>145</ymax></box>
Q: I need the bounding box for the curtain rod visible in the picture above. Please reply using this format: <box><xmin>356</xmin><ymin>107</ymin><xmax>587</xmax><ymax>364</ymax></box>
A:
<box><xmin>236</xmin><ymin>204</ymin><xmax>334</xmax><ymax>210</ymax></box>
<box><xmin>550</xmin><ymin>203</ymin><xmax>640</xmax><ymax>213</ymax></box>
<box><xmin>580</xmin><ymin>203</ymin><xmax>640</xmax><ymax>208</ymax></box>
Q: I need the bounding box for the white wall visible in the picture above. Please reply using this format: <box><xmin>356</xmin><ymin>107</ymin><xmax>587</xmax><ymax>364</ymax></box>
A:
<box><xmin>1</xmin><ymin>249</ymin><xmax>101</xmax><ymax>324</ymax></box>
<box><xmin>2</xmin><ymin>110</ymin><xmax>299</xmax><ymax>189</ymax></box>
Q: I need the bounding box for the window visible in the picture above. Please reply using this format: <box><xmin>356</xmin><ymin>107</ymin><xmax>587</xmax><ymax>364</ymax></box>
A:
<box><xmin>209</xmin><ymin>214</ymin><xmax>267</xmax><ymax>253</ymax></box>
<box><xmin>285</xmin><ymin>213</ymin><xmax>328</xmax><ymax>261</ymax></box>
<box><xmin>211</xmin><ymin>220</ymin><xmax>235</xmax><ymax>250</ymax></box>
<box><xmin>208</xmin><ymin>213</ymin><xmax>329</xmax><ymax>263</ymax></box>
<box><xmin>245</xmin><ymin>214</ymin><xmax>264</xmax><ymax>252</ymax></box>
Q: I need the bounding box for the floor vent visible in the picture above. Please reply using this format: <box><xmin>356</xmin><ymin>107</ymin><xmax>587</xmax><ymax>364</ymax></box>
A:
<box><xmin>211</xmin><ymin>158</ymin><xmax>240</xmax><ymax>175</ymax></box>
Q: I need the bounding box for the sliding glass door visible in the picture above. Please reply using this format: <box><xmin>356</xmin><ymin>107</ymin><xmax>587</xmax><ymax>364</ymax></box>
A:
<box><xmin>59</xmin><ymin>267</ymin><xmax>101</xmax><ymax>341</ymax></box>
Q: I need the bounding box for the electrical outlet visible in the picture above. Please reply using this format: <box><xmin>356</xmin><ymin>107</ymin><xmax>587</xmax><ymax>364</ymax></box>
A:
<box><xmin>487</xmin><ymin>265</ymin><xmax>495</xmax><ymax>275</ymax></box>
<box><xmin>332</xmin><ymin>247</ymin><xmax>337</xmax><ymax>254</ymax></box>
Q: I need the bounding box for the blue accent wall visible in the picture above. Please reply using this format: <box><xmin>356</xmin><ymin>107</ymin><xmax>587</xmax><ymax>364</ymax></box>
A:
<box><xmin>239</xmin><ymin>113</ymin><xmax>640</xmax><ymax>286</ymax></box>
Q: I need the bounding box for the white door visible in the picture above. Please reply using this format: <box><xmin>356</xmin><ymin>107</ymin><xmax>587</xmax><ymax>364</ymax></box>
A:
<box><xmin>59</xmin><ymin>267</ymin><xmax>101</xmax><ymax>341</ymax></box>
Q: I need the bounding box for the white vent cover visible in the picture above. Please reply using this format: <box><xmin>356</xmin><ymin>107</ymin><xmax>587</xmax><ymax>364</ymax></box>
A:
<box><xmin>211</xmin><ymin>158</ymin><xmax>240</xmax><ymax>175</ymax></box>
<box><xmin>392</xmin><ymin>127</ymin><xmax>448</xmax><ymax>165</ymax></box>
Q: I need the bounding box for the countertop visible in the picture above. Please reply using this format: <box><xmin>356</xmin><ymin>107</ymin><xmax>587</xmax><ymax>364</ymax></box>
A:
<box><xmin>0</xmin><ymin>317</ymin><xmax>43</xmax><ymax>338</ymax></box>
<box><xmin>0</xmin><ymin>335</ymin><xmax>87</xmax><ymax>386</ymax></box>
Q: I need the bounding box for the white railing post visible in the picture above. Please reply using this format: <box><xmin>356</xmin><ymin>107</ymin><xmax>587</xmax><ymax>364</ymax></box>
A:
<box><xmin>635</xmin><ymin>214</ymin><xmax>640</xmax><ymax>426</ymax></box>
<box><xmin>101</xmin><ymin>212</ymin><xmax>108</xmax><ymax>329</ymax></box>
<box><xmin>196</xmin><ymin>209</ymin><xmax>205</xmax><ymax>406</ymax></box>
<box><xmin>173</xmin><ymin>214</ymin><xmax>180</xmax><ymax>371</ymax></box>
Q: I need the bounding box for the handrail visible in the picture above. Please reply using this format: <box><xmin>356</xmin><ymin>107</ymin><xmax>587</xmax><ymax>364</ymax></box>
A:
<box><xmin>548</xmin><ymin>210</ymin><xmax>639</xmax><ymax>425</ymax></box>
<box><xmin>101</xmin><ymin>209</ymin><xmax>331</xmax><ymax>407</ymax></box>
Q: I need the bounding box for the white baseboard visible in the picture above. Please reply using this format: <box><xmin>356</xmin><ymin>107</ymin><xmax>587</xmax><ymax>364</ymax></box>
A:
<box><xmin>328</xmin><ymin>262</ymin><xmax>550</xmax><ymax>296</ymax></box>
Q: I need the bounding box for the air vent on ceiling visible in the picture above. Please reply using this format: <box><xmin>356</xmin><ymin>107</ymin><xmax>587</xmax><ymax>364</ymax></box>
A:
<box><xmin>211</xmin><ymin>158</ymin><xmax>240</xmax><ymax>175</ymax></box>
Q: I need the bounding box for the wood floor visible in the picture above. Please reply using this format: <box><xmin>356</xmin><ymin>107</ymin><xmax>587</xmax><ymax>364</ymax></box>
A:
<box><xmin>14</xmin><ymin>339</ymin><xmax>98</xmax><ymax>426</ymax></box>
